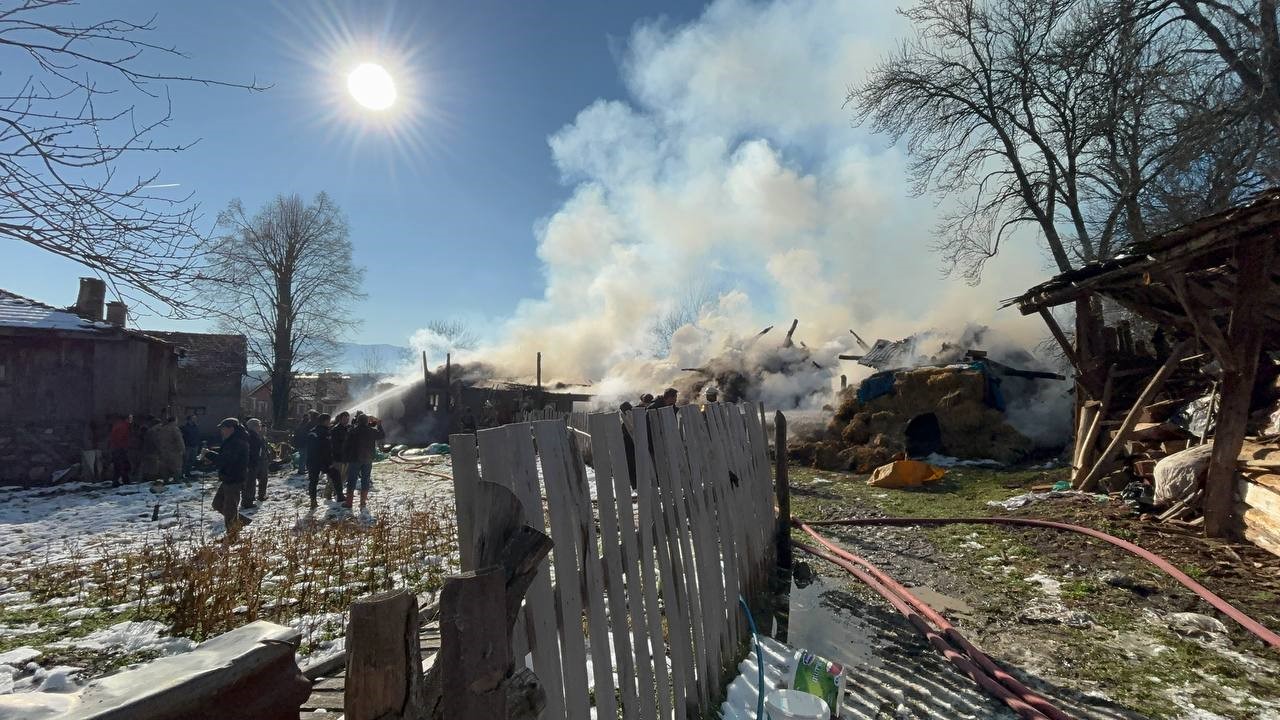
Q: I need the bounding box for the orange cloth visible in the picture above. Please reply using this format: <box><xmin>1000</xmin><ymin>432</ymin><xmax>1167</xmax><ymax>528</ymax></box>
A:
<box><xmin>867</xmin><ymin>459</ymin><xmax>946</xmax><ymax>488</ymax></box>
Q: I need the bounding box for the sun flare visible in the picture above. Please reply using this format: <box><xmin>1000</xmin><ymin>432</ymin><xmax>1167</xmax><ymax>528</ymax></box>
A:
<box><xmin>347</xmin><ymin>62</ymin><xmax>396</xmax><ymax>110</ymax></box>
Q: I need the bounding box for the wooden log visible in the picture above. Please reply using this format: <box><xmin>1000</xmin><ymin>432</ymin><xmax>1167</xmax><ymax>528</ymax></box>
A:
<box><xmin>345</xmin><ymin>589</ymin><xmax>425</xmax><ymax>720</ymax></box>
<box><xmin>1205</xmin><ymin>237</ymin><xmax>1275</xmax><ymax>537</ymax></box>
<box><xmin>775</xmin><ymin>411</ymin><xmax>791</xmax><ymax>571</ymax></box>
<box><xmin>440</xmin><ymin>569</ymin><xmax>508</xmax><ymax>720</ymax></box>
<box><xmin>1079</xmin><ymin>340</ymin><xmax>1192</xmax><ymax>491</ymax></box>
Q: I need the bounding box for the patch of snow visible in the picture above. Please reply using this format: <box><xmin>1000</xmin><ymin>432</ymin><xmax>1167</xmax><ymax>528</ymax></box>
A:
<box><xmin>49</xmin><ymin>621</ymin><xmax>194</xmax><ymax>657</ymax></box>
<box><xmin>0</xmin><ymin>650</ymin><xmax>39</xmax><ymax>668</ymax></box>
<box><xmin>0</xmin><ymin>665</ymin><xmax>12</xmax><ymax>695</ymax></box>
<box><xmin>0</xmin><ymin>593</ymin><xmax>31</xmax><ymax>606</ymax></box>
<box><xmin>36</xmin><ymin>668</ymin><xmax>78</xmax><ymax>693</ymax></box>
<box><xmin>1025</xmin><ymin>573</ymin><xmax>1062</xmax><ymax>598</ymax></box>
<box><xmin>923</xmin><ymin>453</ymin><xmax>1002</xmax><ymax>468</ymax></box>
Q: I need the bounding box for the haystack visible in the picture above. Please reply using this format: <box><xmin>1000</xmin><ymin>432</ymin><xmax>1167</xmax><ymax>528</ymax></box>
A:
<box><xmin>792</xmin><ymin>365</ymin><xmax>1032</xmax><ymax>472</ymax></box>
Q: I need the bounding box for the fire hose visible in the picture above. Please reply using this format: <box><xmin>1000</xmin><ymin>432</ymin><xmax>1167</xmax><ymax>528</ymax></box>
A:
<box><xmin>793</xmin><ymin>525</ymin><xmax>1071</xmax><ymax>720</ymax></box>
<box><xmin>800</xmin><ymin>517</ymin><xmax>1280</xmax><ymax>650</ymax></box>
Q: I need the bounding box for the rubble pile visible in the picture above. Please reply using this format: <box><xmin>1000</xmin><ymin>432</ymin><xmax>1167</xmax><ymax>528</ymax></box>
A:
<box><xmin>791</xmin><ymin>364</ymin><xmax>1034</xmax><ymax>473</ymax></box>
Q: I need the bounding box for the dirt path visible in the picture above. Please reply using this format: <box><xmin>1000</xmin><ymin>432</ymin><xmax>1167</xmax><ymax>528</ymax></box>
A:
<box><xmin>782</xmin><ymin>465</ymin><xmax>1280</xmax><ymax>720</ymax></box>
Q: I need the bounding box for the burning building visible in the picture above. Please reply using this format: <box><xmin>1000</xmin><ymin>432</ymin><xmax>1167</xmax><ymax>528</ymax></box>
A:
<box><xmin>352</xmin><ymin>358</ymin><xmax>593</xmax><ymax>444</ymax></box>
<box><xmin>791</xmin><ymin>326</ymin><xmax>1067</xmax><ymax>472</ymax></box>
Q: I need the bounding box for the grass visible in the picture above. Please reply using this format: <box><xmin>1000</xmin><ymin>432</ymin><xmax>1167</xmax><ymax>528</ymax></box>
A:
<box><xmin>3</xmin><ymin>498</ymin><xmax>458</xmax><ymax>666</ymax></box>
<box><xmin>782</xmin><ymin>462</ymin><xmax>1280</xmax><ymax>719</ymax></box>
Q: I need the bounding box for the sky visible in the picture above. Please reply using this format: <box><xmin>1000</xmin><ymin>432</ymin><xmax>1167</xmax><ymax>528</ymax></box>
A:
<box><xmin>6</xmin><ymin>0</ymin><xmax>1057</xmax><ymax>380</ymax></box>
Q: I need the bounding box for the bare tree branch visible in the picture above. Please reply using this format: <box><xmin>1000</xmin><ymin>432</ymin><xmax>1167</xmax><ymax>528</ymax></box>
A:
<box><xmin>0</xmin><ymin>0</ymin><xmax>268</xmax><ymax>316</ymax></box>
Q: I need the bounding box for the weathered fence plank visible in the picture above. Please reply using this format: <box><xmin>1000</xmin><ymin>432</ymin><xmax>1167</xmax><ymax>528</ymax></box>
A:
<box><xmin>533</xmin><ymin>420</ymin><xmax>595</xmax><ymax>720</ymax></box>
<box><xmin>493</xmin><ymin>424</ymin><xmax>568</xmax><ymax>720</ymax></box>
<box><xmin>567</xmin><ymin>429</ymin><xmax>619</xmax><ymax>717</ymax></box>
<box><xmin>587</xmin><ymin>412</ymin><xmax>642</xmax><ymax>720</ymax></box>
<box><xmin>450</xmin><ymin>433</ymin><xmax>481</xmax><ymax>573</ymax></box>
<box><xmin>631</xmin><ymin>408</ymin><xmax>679</xmax><ymax>719</ymax></box>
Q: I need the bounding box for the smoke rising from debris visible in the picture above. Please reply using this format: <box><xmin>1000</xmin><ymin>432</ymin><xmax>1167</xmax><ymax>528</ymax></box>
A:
<box><xmin>393</xmin><ymin>0</ymin><xmax>1065</xmax><ymax>440</ymax></box>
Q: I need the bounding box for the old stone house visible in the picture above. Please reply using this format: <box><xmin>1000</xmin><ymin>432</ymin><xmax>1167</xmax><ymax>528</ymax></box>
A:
<box><xmin>148</xmin><ymin>332</ymin><xmax>248</xmax><ymax>438</ymax></box>
<box><xmin>0</xmin><ymin>282</ymin><xmax>177</xmax><ymax>486</ymax></box>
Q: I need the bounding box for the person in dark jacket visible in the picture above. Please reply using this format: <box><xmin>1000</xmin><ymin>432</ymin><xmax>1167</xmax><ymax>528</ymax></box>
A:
<box><xmin>344</xmin><ymin>413</ymin><xmax>385</xmax><ymax>510</ymax></box>
<box><xmin>205</xmin><ymin>418</ymin><xmax>250</xmax><ymax>538</ymax></box>
<box><xmin>246</xmin><ymin>418</ymin><xmax>271</xmax><ymax>502</ymax></box>
<box><xmin>107</xmin><ymin>414</ymin><xmax>133</xmax><ymax>487</ymax></box>
<box><xmin>329</xmin><ymin>412</ymin><xmax>352</xmax><ymax>503</ymax></box>
<box><xmin>293</xmin><ymin>410</ymin><xmax>317</xmax><ymax>475</ymax></box>
<box><xmin>242</xmin><ymin>419</ymin><xmax>265</xmax><ymax>509</ymax></box>
<box><xmin>306</xmin><ymin>413</ymin><xmax>342</xmax><ymax>508</ymax></box>
<box><xmin>180</xmin><ymin>415</ymin><xmax>201</xmax><ymax>478</ymax></box>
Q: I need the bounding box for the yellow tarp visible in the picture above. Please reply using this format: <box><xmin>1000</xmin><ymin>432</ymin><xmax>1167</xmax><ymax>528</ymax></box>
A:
<box><xmin>867</xmin><ymin>459</ymin><xmax>946</xmax><ymax>489</ymax></box>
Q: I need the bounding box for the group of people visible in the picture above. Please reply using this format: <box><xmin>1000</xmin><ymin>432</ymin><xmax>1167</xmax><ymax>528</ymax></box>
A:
<box><xmin>105</xmin><ymin>412</ymin><xmax>206</xmax><ymax>487</ymax></box>
<box><xmin>290</xmin><ymin>410</ymin><xmax>385</xmax><ymax>510</ymax></box>
<box><xmin>619</xmin><ymin>385</ymin><xmax>718</xmax><ymax>415</ymax></box>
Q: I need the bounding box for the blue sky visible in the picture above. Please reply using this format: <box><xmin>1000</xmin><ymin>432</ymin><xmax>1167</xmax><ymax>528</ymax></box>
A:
<box><xmin>7</xmin><ymin>0</ymin><xmax>703</xmax><ymax>341</ymax></box>
<box><xmin>7</xmin><ymin>0</ymin><xmax>1054</xmax><ymax>378</ymax></box>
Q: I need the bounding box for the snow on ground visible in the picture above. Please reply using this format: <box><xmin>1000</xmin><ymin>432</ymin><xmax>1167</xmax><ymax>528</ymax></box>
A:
<box><xmin>0</xmin><ymin>457</ymin><xmax>456</xmax><ymax>696</ymax></box>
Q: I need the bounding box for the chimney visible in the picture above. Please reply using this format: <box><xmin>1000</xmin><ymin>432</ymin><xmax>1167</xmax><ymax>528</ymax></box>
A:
<box><xmin>106</xmin><ymin>301</ymin><xmax>127</xmax><ymax>328</ymax></box>
<box><xmin>75</xmin><ymin>277</ymin><xmax>105</xmax><ymax>321</ymax></box>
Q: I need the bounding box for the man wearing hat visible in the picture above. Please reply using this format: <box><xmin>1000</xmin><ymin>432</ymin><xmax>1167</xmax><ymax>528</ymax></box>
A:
<box><xmin>205</xmin><ymin>418</ymin><xmax>251</xmax><ymax>538</ymax></box>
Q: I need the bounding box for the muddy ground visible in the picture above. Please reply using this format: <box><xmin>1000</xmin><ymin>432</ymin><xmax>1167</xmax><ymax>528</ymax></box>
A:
<box><xmin>779</xmin><ymin>464</ymin><xmax>1280</xmax><ymax>720</ymax></box>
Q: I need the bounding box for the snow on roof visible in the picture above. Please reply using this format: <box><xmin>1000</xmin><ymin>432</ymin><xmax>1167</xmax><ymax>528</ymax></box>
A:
<box><xmin>0</xmin><ymin>289</ymin><xmax>116</xmax><ymax>332</ymax></box>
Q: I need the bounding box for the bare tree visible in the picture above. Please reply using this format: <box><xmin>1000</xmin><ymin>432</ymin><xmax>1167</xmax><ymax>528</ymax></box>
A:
<box><xmin>651</xmin><ymin>282</ymin><xmax>719</xmax><ymax>357</ymax></box>
<box><xmin>424</xmin><ymin>319</ymin><xmax>478</xmax><ymax>351</ymax></box>
<box><xmin>203</xmin><ymin>193</ymin><xmax>364</xmax><ymax>427</ymax></box>
<box><xmin>0</xmin><ymin>1</ymin><xmax>266</xmax><ymax>314</ymax></box>
<box><xmin>1163</xmin><ymin>0</ymin><xmax>1280</xmax><ymax>133</ymax></box>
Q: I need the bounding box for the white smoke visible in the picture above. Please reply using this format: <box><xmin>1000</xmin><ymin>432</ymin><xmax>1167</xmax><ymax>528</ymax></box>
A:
<box><xmin>399</xmin><ymin>0</ymin><xmax>1064</xmax><ymax>426</ymax></box>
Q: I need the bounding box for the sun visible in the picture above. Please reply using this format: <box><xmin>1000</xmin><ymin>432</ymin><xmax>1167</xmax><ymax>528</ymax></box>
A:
<box><xmin>347</xmin><ymin>62</ymin><xmax>397</xmax><ymax>110</ymax></box>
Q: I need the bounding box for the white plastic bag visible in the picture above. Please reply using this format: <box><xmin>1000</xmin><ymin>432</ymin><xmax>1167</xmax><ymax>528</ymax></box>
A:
<box><xmin>1153</xmin><ymin>442</ymin><xmax>1213</xmax><ymax>506</ymax></box>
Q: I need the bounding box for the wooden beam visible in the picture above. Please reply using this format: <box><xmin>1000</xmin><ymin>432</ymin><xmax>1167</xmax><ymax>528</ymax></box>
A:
<box><xmin>1205</xmin><ymin>237</ymin><xmax>1276</xmax><ymax>537</ymax></box>
<box><xmin>1078</xmin><ymin>340</ymin><xmax>1192</xmax><ymax>491</ymax></box>
<box><xmin>1165</xmin><ymin>272</ymin><xmax>1235</xmax><ymax>372</ymax></box>
<box><xmin>1038</xmin><ymin>307</ymin><xmax>1083</xmax><ymax>375</ymax></box>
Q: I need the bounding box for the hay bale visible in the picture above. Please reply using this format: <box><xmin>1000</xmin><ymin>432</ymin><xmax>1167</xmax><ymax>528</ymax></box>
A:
<box><xmin>812</xmin><ymin>442</ymin><xmax>846</xmax><ymax>471</ymax></box>
<box><xmin>787</xmin><ymin>441</ymin><xmax>816</xmax><ymax>467</ymax></box>
<box><xmin>841</xmin><ymin>418</ymin><xmax>871</xmax><ymax>445</ymax></box>
<box><xmin>840</xmin><ymin>444</ymin><xmax>898</xmax><ymax>474</ymax></box>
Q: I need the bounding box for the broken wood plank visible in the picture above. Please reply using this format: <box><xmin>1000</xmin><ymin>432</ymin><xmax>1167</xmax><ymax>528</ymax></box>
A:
<box><xmin>1079</xmin><ymin>339</ymin><xmax>1192</xmax><ymax>492</ymax></box>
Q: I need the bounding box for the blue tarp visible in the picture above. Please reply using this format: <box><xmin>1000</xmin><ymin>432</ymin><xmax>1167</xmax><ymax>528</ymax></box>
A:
<box><xmin>857</xmin><ymin>371</ymin><xmax>897</xmax><ymax>403</ymax></box>
<box><xmin>855</xmin><ymin>362</ymin><xmax>1006</xmax><ymax>411</ymax></box>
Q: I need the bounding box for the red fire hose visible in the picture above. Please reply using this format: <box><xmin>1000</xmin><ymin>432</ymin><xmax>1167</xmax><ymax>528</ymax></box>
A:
<box><xmin>793</xmin><ymin>539</ymin><xmax>1058</xmax><ymax>720</ymax></box>
<box><xmin>801</xmin><ymin>517</ymin><xmax>1280</xmax><ymax>650</ymax></box>
<box><xmin>797</xmin><ymin>523</ymin><xmax>1073</xmax><ymax>720</ymax></box>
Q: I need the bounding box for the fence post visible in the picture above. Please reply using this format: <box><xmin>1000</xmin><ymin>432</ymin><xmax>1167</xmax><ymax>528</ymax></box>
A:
<box><xmin>775</xmin><ymin>410</ymin><xmax>791</xmax><ymax>571</ymax></box>
<box><xmin>345</xmin><ymin>589</ymin><xmax>425</xmax><ymax>720</ymax></box>
<box><xmin>441</xmin><ymin>568</ymin><xmax>509</xmax><ymax>719</ymax></box>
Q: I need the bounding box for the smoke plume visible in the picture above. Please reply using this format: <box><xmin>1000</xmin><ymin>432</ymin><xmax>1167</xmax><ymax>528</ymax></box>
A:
<box><xmin>394</xmin><ymin>0</ymin><xmax>1067</xmax><ymax>442</ymax></box>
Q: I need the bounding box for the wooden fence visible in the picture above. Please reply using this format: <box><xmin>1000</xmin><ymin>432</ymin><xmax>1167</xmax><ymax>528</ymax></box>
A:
<box><xmin>451</xmin><ymin>401</ymin><xmax>776</xmax><ymax>720</ymax></box>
